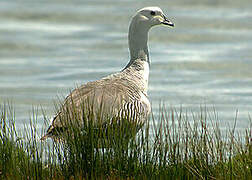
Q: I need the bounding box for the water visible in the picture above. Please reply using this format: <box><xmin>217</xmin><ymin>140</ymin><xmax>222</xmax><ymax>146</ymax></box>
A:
<box><xmin>0</xmin><ymin>0</ymin><xmax>251</xmax><ymax>132</ymax></box>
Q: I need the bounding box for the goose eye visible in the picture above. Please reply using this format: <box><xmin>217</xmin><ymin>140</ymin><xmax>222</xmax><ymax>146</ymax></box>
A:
<box><xmin>150</xmin><ymin>11</ymin><xmax>156</xmax><ymax>16</ymax></box>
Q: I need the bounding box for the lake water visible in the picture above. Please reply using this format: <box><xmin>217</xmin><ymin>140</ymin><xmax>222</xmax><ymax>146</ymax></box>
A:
<box><xmin>0</xmin><ymin>0</ymin><xmax>251</xmax><ymax>133</ymax></box>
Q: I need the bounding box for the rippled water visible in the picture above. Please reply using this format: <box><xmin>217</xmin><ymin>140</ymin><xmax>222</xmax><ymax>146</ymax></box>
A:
<box><xmin>0</xmin><ymin>0</ymin><xmax>251</xmax><ymax>132</ymax></box>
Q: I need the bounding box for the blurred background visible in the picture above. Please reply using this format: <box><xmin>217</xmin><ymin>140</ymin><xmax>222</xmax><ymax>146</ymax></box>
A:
<box><xmin>0</xmin><ymin>0</ymin><xmax>251</xmax><ymax>132</ymax></box>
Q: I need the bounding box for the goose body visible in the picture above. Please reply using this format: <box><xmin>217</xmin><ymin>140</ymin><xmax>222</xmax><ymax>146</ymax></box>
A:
<box><xmin>41</xmin><ymin>7</ymin><xmax>174</xmax><ymax>140</ymax></box>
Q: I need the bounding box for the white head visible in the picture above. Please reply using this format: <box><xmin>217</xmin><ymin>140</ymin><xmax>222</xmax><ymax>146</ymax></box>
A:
<box><xmin>133</xmin><ymin>6</ymin><xmax>174</xmax><ymax>29</ymax></box>
<box><xmin>126</xmin><ymin>6</ymin><xmax>174</xmax><ymax>67</ymax></box>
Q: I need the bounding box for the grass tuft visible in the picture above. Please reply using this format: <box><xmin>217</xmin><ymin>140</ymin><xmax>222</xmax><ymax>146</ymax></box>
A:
<box><xmin>0</xmin><ymin>102</ymin><xmax>251</xmax><ymax>179</ymax></box>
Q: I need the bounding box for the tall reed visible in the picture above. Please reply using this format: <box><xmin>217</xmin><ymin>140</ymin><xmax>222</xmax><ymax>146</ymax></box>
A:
<box><xmin>0</xmin><ymin>102</ymin><xmax>251</xmax><ymax>179</ymax></box>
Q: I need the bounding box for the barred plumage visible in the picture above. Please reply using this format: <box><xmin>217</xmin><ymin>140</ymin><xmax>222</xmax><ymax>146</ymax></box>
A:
<box><xmin>119</xmin><ymin>100</ymin><xmax>146</xmax><ymax>123</ymax></box>
<box><xmin>41</xmin><ymin>7</ymin><xmax>174</xmax><ymax>140</ymax></box>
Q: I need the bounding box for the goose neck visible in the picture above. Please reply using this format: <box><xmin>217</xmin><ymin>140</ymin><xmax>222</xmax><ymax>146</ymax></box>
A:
<box><xmin>125</xmin><ymin>18</ymin><xmax>150</xmax><ymax>69</ymax></box>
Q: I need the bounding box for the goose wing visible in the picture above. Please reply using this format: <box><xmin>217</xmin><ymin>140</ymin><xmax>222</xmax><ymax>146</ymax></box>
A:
<box><xmin>42</xmin><ymin>74</ymin><xmax>150</xmax><ymax>139</ymax></box>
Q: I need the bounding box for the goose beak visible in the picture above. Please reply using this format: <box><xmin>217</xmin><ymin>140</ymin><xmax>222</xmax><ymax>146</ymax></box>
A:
<box><xmin>162</xmin><ymin>15</ymin><xmax>174</xmax><ymax>27</ymax></box>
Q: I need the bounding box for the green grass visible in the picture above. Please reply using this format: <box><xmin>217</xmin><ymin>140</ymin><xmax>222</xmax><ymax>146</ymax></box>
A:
<box><xmin>0</xmin><ymin>102</ymin><xmax>251</xmax><ymax>179</ymax></box>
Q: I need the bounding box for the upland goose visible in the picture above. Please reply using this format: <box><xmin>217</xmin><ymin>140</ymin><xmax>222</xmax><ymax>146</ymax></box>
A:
<box><xmin>41</xmin><ymin>6</ymin><xmax>174</xmax><ymax>140</ymax></box>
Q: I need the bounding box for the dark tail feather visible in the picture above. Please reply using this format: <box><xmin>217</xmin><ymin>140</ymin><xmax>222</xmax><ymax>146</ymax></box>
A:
<box><xmin>40</xmin><ymin>134</ymin><xmax>50</xmax><ymax>141</ymax></box>
<box><xmin>40</xmin><ymin>125</ymin><xmax>54</xmax><ymax>141</ymax></box>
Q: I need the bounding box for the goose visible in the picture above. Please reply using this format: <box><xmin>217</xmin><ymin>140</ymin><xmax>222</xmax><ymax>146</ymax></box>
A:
<box><xmin>41</xmin><ymin>6</ymin><xmax>174</xmax><ymax>140</ymax></box>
